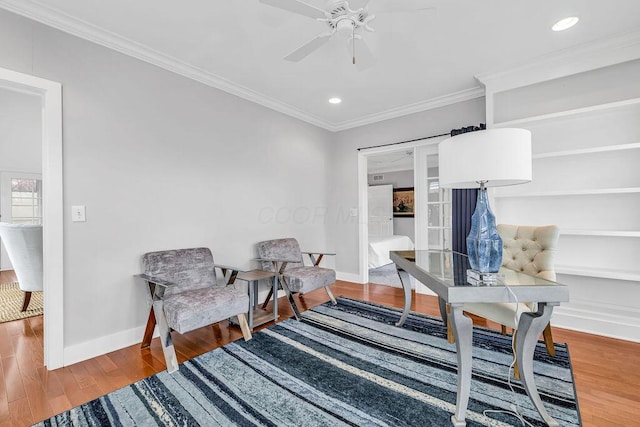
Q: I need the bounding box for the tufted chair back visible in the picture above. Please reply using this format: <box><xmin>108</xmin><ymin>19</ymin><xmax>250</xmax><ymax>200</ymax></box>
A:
<box><xmin>498</xmin><ymin>224</ymin><xmax>559</xmax><ymax>281</ymax></box>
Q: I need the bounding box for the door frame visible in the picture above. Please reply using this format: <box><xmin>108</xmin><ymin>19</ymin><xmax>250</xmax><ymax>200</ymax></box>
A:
<box><xmin>0</xmin><ymin>67</ymin><xmax>64</xmax><ymax>369</ymax></box>
<box><xmin>358</xmin><ymin>138</ymin><xmax>442</xmax><ymax>284</ymax></box>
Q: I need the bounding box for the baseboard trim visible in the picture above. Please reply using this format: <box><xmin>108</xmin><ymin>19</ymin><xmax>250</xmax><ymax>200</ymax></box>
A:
<box><xmin>552</xmin><ymin>306</ymin><xmax>640</xmax><ymax>343</ymax></box>
<box><xmin>336</xmin><ymin>271</ymin><xmax>365</xmax><ymax>284</ymax></box>
<box><xmin>63</xmin><ymin>325</ymin><xmax>154</xmax><ymax>367</ymax></box>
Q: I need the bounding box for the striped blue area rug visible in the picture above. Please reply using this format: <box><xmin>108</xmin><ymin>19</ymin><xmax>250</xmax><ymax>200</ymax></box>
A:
<box><xmin>36</xmin><ymin>297</ymin><xmax>580</xmax><ymax>426</ymax></box>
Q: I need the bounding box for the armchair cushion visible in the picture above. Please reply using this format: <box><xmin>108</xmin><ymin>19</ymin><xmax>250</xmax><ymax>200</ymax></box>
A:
<box><xmin>462</xmin><ymin>302</ymin><xmax>528</xmax><ymax>329</ymax></box>
<box><xmin>163</xmin><ymin>286</ymin><xmax>248</xmax><ymax>334</ymax></box>
<box><xmin>284</xmin><ymin>266</ymin><xmax>336</xmax><ymax>293</ymax></box>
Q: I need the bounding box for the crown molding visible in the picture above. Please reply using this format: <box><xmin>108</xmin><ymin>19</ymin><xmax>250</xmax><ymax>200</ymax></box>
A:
<box><xmin>476</xmin><ymin>30</ymin><xmax>640</xmax><ymax>93</ymax></box>
<box><xmin>0</xmin><ymin>0</ymin><xmax>333</xmax><ymax>129</ymax></box>
<box><xmin>328</xmin><ymin>87</ymin><xmax>485</xmax><ymax>132</ymax></box>
<box><xmin>0</xmin><ymin>0</ymin><xmax>485</xmax><ymax>132</ymax></box>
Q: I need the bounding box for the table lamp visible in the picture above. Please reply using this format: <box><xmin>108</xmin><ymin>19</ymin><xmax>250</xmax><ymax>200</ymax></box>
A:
<box><xmin>438</xmin><ymin>128</ymin><xmax>532</xmax><ymax>275</ymax></box>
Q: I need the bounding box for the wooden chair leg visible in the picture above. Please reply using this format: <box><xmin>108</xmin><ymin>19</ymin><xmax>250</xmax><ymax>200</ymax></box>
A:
<box><xmin>21</xmin><ymin>291</ymin><xmax>32</xmax><ymax>312</ymax></box>
<box><xmin>237</xmin><ymin>313</ymin><xmax>252</xmax><ymax>341</ymax></box>
<box><xmin>141</xmin><ymin>308</ymin><xmax>157</xmax><ymax>349</ymax></box>
<box><xmin>446</xmin><ymin>304</ymin><xmax>455</xmax><ymax>344</ymax></box>
<box><xmin>513</xmin><ymin>333</ymin><xmax>520</xmax><ymax>380</ymax></box>
<box><xmin>542</xmin><ymin>323</ymin><xmax>556</xmax><ymax>356</ymax></box>
<box><xmin>501</xmin><ymin>325</ymin><xmax>508</xmax><ymax>335</ymax></box>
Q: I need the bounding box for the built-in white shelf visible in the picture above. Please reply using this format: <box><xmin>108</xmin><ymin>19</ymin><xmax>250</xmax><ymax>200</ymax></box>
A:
<box><xmin>561</xmin><ymin>230</ymin><xmax>640</xmax><ymax>237</ymax></box>
<box><xmin>532</xmin><ymin>142</ymin><xmax>640</xmax><ymax>159</ymax></box>
<box><xmin>556</xmin><ymin>265</ymin><xmax>640</xmax><ymax>282</ymax></box>
<box><xmin>494</xmin><ymin>187</ymin><xmax>640</xmax><ymax>198</ymax></box>
<box><xmin>494</xmin><ymin>97</ymin><xmax>640</xmax><ymax>127</ymax></box>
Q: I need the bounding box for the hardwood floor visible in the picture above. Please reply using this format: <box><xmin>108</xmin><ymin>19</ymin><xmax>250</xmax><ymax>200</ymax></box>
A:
<box><xmin>0</xmin><ymin>277</ymin><xmax>638</xmax><ymax>426</ymax></box>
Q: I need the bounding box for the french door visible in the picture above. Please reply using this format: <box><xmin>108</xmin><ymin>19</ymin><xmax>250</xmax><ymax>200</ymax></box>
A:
<box><xmin>415</xmin><ymin>140</ymin><xmax>452</xmax><ymax>251</ymax></box>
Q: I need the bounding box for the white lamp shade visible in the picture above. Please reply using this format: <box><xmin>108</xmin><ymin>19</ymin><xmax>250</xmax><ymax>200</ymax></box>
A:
<box><xmin>438</xmin><ymin>128</ymin><xmax>532</xmax><ymax>189</ymax></box>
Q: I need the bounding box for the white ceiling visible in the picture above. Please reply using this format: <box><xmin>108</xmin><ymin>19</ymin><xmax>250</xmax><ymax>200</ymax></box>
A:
<box><xmin>2</xmin><ymin>0</ymin><xmax>640</xmax><ymax>131</ymax></box>
<box><xmin>368</xmin><ymin>150</ymin><xmax>414</xmax><ymax>173</ymax></box>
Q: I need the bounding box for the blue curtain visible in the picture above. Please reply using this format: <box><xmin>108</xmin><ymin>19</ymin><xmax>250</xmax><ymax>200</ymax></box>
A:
<box><xmin>452</xmin><ymin>189</ymin><xmax>477</xmax><ymax>254</ymax></box>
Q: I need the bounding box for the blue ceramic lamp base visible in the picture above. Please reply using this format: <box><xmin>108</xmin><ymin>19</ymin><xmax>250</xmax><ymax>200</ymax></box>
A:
<box><xmin>466</xmin><ymin>185</ymin><xmax>502</xmax><ymax>274</ymax></box>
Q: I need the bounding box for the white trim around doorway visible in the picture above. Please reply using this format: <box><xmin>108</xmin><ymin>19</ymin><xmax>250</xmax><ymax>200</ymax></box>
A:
<box><xmin>0</xmin><ymin>67</ymin><xmax>64</xmax><ymax>370</ymax></box>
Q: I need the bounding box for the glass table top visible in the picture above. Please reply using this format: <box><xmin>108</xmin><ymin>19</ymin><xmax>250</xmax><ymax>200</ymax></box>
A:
<box><xmin>390</xmin><ymin>250</ymin><xmax>569</xmax><ymax>304</ymax></box>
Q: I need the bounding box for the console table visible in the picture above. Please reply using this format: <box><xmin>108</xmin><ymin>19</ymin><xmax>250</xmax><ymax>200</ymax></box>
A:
<box><xmin>390</xmin><ymin>250</ymin><xmax>570</xmax><ymax>427</ymax></box>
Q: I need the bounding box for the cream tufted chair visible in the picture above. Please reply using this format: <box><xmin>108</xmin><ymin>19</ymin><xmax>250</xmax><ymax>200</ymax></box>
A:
<box><xmin>457</xmin><ymin>224</ymin><xmax>560</xmax><ymax>374</ymax></box>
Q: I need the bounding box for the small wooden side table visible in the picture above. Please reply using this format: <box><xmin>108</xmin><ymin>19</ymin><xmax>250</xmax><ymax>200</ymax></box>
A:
<box><xmin>236</xmin><ymin>269</ymin><xmax>279</xmax><ymax>330</ymax></box>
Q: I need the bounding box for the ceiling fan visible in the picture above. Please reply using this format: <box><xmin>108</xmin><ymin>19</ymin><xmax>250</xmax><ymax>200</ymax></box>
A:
<box><xmin>260</xmin><ymin>0</ymin><xmax>434</xmax><ymax>70</ymax></box>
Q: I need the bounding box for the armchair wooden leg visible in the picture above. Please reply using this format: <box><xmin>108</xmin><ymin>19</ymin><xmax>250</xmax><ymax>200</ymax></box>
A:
<box><xmin>501</xmin><ymin>325</ymin><xmax>508</xmax><ymax>336</ymax></box>
<box><xmin>141</xmin><ymin>308</ymin><xmax>157</xmax><ymax>349</ymax></box>
<box><xmin>542</xmin><ymin>323</ymin><xmax>556</xmax><ymax>356</ymax></box>
<box><xmin>325</xmin><ymin>286</ymin><xmax>337</xmax><ymax>305</ymax></box>
<box><xmin>237</xmin><ymin>313</ymin><xmax>252</xmax><ymax>341</ymax></box>
<box><xmin>21</xmin><ymin>291</ymin><xmax>32</xmax><ymax>312</ymax></box>
<box><xmin>446</xmin><ymin>304</ymin><xmax>455</xmax><ymax>344</ymax></box>
<box><xmin>513</xmin><ymin>333</ymin><xmax>521</xmax><ymax>380</ymax></box>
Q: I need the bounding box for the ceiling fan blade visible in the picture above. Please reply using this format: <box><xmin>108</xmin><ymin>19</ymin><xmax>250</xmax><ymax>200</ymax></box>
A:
<box><xmin>347</xmin><ymin>37</ymin><xmax>376</xmax><ymax>71</ymax></box>
<box><xmin>375</xmin><ymin>0</ymin><xmax>435</xmax><ymax>14</ymax></box>
<box><xmin>259</xmin><ymin>0</ymin><xmax>327</xmax><ymax>19</ymax></box>
<box><xmin>284</xmin><ymin>32</ymin><xmax>333</xmax><ymax>61</ymax></box>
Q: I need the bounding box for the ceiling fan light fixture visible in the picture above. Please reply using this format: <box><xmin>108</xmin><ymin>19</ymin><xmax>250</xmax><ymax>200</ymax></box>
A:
<box><xmin>328</xmin><ymin>97</ymin><xmax>342</xmax><ymax>104</ymax></box>
<box><xmin>552</xmin><ymin>16</ymin><xmax>579</xmax><ymax>31</ymax></box>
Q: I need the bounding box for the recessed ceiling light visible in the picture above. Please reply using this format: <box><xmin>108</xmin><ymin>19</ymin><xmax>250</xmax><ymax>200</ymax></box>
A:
<box><xmin>552</xmin><ymin>17</ymin><xmax>579</xmax><ymax>32</ymax></box>
<box><xmin>328</xmin><ymin>97</ymin><xmax>342</xmax><ymax>104</ymax></box>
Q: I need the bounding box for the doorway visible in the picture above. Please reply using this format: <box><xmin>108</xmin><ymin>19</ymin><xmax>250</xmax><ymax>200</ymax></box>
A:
<box><xmin>0</xmin><ymin>67</ymin><xmax>64</xmax><ymax>369</ymax></box>
<box><xmin>357</xmin><ymin>136</ymin><xmax>449</xmax><ymax>293</ymax></box>
<box><xmin>366</xmin><ymin>151</ymin><xmax>416</xmax><ymax>287</ymax></box>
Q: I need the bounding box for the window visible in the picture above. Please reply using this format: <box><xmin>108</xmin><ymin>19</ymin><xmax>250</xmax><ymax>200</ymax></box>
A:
<box><xmin>10</xmin><ymin>178</ymin><xmax>42</xmax><ymax>225</ymax></box>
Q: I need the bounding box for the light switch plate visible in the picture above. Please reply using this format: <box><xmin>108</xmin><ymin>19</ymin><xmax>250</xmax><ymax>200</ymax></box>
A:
<box><xmin>71</xmin><ymin>205</ymin><xmax>86</xmax><ymax>222</ymax></box>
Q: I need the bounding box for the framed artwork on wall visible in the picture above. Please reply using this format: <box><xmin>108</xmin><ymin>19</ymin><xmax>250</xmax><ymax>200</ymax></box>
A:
<box><xmin>393</xmin><ymin>187</ymin><xmax>414</xmax><ymax>217</ymax></box>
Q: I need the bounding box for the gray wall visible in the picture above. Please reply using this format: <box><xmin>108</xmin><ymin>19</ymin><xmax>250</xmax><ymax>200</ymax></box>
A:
<box><xmin>0</xmin><ymin>88</ymin><xmax>41</xmax><ymax>173</ymax></box>
<box><xmin>367</xmin><ymin>170</ymin><xmax>414</xmax><ymax>240</ymax></box>
<box><xmin>0</xmin><ymin>9</ymin><xmax>333</xmax><ymax>354</ymax></box>
<box><xmin>327</xmin><ymin>98</ymin><xmax>486</xmax><ymax>276</ymax></box>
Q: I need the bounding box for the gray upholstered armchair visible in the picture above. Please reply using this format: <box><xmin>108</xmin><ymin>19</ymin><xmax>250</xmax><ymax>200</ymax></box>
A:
<box><xmin>257</xmin><ymin>238</ymin><xmax>336</xmax><ymax>320</ymax></box>
<box><xmin>0</xmin><ymin>223</ymin><xmax>43</xmax><ymax>311</ymax></box>
<box><xmin>136</xmin><ymin>247</ymin><xmax>251</xmax><ymax>373</ymax></box>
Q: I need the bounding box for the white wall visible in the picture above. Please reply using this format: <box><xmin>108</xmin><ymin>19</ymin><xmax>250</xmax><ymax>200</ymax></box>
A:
<box><xmin>0</xmin><ymin>88</ymin><xmax>42</xmax><ymax>270</ymax></box>
<box><xmin>0</xmin><ymin>9</ymin><xmax>333</xmax><ymax>364</ymax></box>
<box><xmin>367</xmin><ymin>170</ymin><xmax>415</xmax><ymax>239</ymax></box>
<box><xmin>328</xmin><ymin>98</ymin><xmax>486</xmax><ymax>278</ymax></box>
<box><xmin>0</xmin><ymin>88</ymin><xmax>41</xmax><ymax>173</ymax></box>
